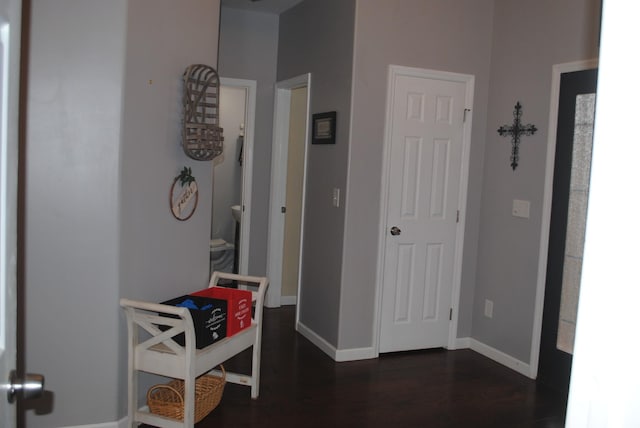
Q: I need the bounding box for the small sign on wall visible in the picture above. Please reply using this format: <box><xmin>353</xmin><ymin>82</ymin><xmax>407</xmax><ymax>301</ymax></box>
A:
<box><xmin>170</xmin><ymin>167</ymin><xmax>199</xmax><ymax>221</ymax></box>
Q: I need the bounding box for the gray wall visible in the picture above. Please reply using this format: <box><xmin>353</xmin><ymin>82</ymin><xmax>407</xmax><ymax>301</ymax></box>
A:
<box><xmin>341</xmin><ymin>0</ymin><xmax>495</xmax><ymax>349</ymax></box>
<box><xmin>472</xmin><ymin>0</ymin><xmax>601</xmax><ymax>363</ymax></box>
<box><xmin>24</xmin><ymin>1</ymin><xmax>127</xmax><ymax>426</ymax></box>
<box><xmin>24</xmin><ymin>1</ymin><xmax>220</xmax><ymax>426</ymax></box>
<box><xmin>119</xmin><ymin>0</ymin><xmax>220</xmax><ymax>413</ymax></box>
<box><xmin>278</xmin><ymin>0</ymin><xmax>356</xmax><ymax>346</ymax></box>
<box><xmin>120</xmin><ymin>1</ymin><xmax>219</xmax><ymax>302</ymax></box>
<box><xmin>218</xmin><ymin>7</ymin><xmax>279</xmax><ymax>276</ymax></box>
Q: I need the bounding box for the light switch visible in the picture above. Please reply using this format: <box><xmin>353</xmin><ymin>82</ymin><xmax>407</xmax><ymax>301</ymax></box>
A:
<box><xmin>332</xmin><ymin>188</ymin><xmax>340</xmax><ymax>208</ymax></box>
<box><xmin>512</xmin><ymin>199</ymin><xmax>530</xmax><ymax>219</ymax></box>
<box><xmin>484</xmin><ymin>299</ymin><xmax>493</xmax><ymax>318</ymax></box>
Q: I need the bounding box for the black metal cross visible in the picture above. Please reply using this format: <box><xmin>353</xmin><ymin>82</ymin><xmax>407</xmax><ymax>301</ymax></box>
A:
<box><xmin>497</xmin><ymin>102</ymin><xmax>537</xmax><ymax>170</ymax></box>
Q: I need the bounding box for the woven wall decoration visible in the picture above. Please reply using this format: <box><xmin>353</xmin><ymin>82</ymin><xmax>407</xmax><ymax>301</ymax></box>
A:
<box><xmin>182</xmin><ymin>64</ymin><xmax>224</xmax><ymax>161</ymax></box>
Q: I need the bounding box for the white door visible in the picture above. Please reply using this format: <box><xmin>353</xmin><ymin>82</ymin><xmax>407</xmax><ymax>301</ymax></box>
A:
<box><xmin>1</xmin><ymin>0</ymin><xmax>22</xmax><ymax>424</ymax></box>
<box><xmin>379</xmin><ymin>67</ymin><xmax>470</xmax><ymax>353</ymax></box>
<box><xmin>281</xmin><ymin>86</ymin><xmax>307</xmax><ymax>304</ymax></box>
<box><xmin>266</xmin><ymin>73</ymin><xmax>310</xmax><ymax>309</ymax></box>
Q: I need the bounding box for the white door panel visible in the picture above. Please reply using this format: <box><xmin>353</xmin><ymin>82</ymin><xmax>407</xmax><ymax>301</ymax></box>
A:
<box><xmin>380</xmin><ymin>71</ymin><xmax>467</xmax><ymax>353</ymax></box>
<box><xmin>1</xmin><ymin>0</ymin><xmax>22</xmax><ymax>424</ymax></box>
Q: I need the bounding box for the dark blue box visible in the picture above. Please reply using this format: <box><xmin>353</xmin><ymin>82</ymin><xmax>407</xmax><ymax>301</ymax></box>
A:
<box><xmin>160</xmin><ymin>295</ymin><xmax>227</xmax><ymax>349</ymax></box>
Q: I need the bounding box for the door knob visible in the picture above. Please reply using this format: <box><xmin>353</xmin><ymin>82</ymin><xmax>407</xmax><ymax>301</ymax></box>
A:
<box><xmin>390</xmin><ymin>226</ymin><xmax>401</xmax><ymax>236</ymax></box>
<box><xmin>7</xmin><ymin>370</ymin><xmax>44</xmax><ymax>403</ymax></box>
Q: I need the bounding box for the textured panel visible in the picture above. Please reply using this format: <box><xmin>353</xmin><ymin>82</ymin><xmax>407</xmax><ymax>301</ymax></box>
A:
<box><xmin>436</xmin><ymin>96</ymin><xmax>453</xmax><ymax>124</ymax></box>
<box><xmin>564</xmin><ymin>190</ymin><xmax>589</xmax><ymax>257</ymax></box>
<box><xmin>401</xmin><ymin>137</ymin><xmax>422</xmax><ymax>218</ymax></box>
<box><xmin>571</xmin><ymin>94</ymin><xmax>596</xmax><ymax>190</ymax></box>
<box><xmin>557</xmin><ymin>256</ymin><xmax>583</xmax><ymax>354</ymax></box>
<box><xmin>560</xmin><ymin>256</ymin><xmax>583</xmax><ymax>322</ymax></box>
<box><xmin>429</xmin><ymin>139</ymin><xmax>450</xmax><ymax>218</ymax></box>
<box><xmin>406</xmin><ymin>92</ymin><xmax>425</xmax><ymax>122</ymax></box>
<box><xmin>394</xmin><ymin>244</ymin><xmax>415</xmax><ymax>323</ymax></box>
<box><xmin>422</xmin><ymin>244</ymin><xmax>442</xmax><ymax>320</ymax></box>
<box><xmin>556</xmin><ymin>92</ymin><xmax>596</xmax><ymax>355</ymax></box>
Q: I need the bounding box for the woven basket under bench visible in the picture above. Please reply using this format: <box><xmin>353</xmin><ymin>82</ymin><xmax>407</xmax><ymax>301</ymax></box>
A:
<box><xmin>147</xmin><ymin>366</ymin><xmax>226</xmax><ymax>423</ymax></box>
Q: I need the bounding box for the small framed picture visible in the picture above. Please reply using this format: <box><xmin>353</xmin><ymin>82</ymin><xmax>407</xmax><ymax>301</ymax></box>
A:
<box><xmin>312</xmin><ymin>111</ymin><xmax>336</xmax><ymax>145</ymax></box>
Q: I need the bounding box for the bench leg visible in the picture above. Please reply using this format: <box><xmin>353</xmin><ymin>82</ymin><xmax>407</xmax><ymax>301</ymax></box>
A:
<box><xmin>128</xmin><ymin>371</ymin><xmax>137</xmax><ymax>427</ymax></box>
<box><xmin>184</xmin><ymin>375</ymin><xmax>195</xmax><ymax>427</ymax></box>
<box><xmin>251</xmin><ymin>334</ymin><xmax>261</xmax><ymax>398</ymax></box>
<box><xmin>127</xmin><ymin>321</ymin><xmax>138</xmax><ymax>427</ymax></box>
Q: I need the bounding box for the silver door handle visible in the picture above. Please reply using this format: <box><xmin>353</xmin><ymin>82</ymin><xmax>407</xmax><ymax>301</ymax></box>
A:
<box><xmin>390</xmin><ymin>226</ymin><xmax>401</xmax><ymax>236</ymax></box>
<box><xmin>7</xmin><ymin>370</ymin><xmax>44</xmax><ymax>403</ymax></box>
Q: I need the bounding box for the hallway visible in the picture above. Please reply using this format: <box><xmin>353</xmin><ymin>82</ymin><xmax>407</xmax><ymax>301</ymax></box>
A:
<box><xmin>195</xmin><ymin>306</ymin><xmax>566</xmax><ymax>427</ymax></box>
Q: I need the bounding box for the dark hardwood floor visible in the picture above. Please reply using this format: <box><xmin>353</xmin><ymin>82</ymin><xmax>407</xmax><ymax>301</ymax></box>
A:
<box><xmin>174</xmin><ymin>306</ymin><xmax>566</xmax><ymax>427</ymax></box>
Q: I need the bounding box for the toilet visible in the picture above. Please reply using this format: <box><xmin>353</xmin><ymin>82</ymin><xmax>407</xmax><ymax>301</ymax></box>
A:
<box><xmin>210</xmin><ymin>238</ymin><xmax>235</xmax><ymax>274</ymax></box>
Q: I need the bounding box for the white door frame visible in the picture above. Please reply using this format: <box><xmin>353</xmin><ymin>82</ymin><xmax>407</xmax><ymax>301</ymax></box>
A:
<box><xmin>374</xmin><ymin>65</ymin><xmax>474</xmax><ymax>355</ymax></box>
<box><xmin>219</xmin><ymin>77</ymin><xmax>256</xmax><ymax>275</ymax></box>
<box><xmin>530</xmin><ymin>59</ymin><xmax>598</xmax><ymax>379</ymax></box>
<box><xmin>1</xmin><ymin>0</ymin><xmax>23</xmax><ymax>424</ymax></box>
<box><xmin>266</xmin><ymin>73</ymin><xmax>311</xmax><ymax>309</ymax></box>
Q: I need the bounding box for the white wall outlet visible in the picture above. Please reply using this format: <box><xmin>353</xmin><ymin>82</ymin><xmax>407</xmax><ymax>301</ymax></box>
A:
<box><xmin>512</xmin><ymin>199</ymin><xmax>530</xmax><ymax>219</ymax></box>
<box><xmin>484</xmin><ymin>299</ymin><xmax>493</xmax><ymax>318</ymax></box>
<box><xmin>332</xmin><ymin>188</ymin><xmax>340</xmax><ymax>208</ymax></box>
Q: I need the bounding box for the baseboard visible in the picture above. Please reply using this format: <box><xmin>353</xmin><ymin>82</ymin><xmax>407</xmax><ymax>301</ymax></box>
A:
<box><xmin>60</xmin><ymin>418</ymin><xmax>126</xmax><ymax>428</ymax></box>
<box><xmin>296</xmin><ymin>320</ymin><xmax>338</xmax><ymax>360</ymax></box>
<box><xmin>454</xmin><ymin>337</ymin><xmax>471</xmax><ymax>349</ymax></box>
<box><xmin>469</xmin><ymin>338</ymin><xmax>532</xmax><ymax>378</ymax></box>
<box><xmin>335</xmin><ymin>346</ymin><xmax>376</xmax><ymax>362</ymax></box>
<box><xmin>296</xmin><ymin>321</ymin><xmax>377</xmax><ymax>362</ymax></box>
<box><xmin>280</xmin><ymin>295</ymin><xmax>297</xmax><ymax>306</ymax></box>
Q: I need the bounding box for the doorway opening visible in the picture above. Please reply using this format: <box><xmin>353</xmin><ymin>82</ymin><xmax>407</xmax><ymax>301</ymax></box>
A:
<box><xmin>531</xmin><ymin>59</ymin><xmax>598</xmax><ymax>382</ymax></box>
<box><xmin>212</xmin><ymin>78</ymin><xmax>256</xmax><ymax>277</ymax></box>
<box><xmin>266</xmin><ymin>74</ymin><xmax>311</xmax><ymax>321</ymax></box>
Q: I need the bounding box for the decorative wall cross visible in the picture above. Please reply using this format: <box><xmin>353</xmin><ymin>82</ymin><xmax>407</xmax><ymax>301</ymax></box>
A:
<box><xmin>497</xmin><ymin>102</ymin><xmax>537</xmax><ymax>170</ymax></box>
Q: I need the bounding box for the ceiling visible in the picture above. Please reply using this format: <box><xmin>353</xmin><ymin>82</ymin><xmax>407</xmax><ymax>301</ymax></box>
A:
<box><xmin>220</xmin><ymin>0</ymin><xmax>304</xmax><ymax>14</ymax></box>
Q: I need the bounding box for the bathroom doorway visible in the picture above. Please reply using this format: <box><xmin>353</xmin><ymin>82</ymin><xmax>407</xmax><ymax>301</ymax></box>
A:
<box><xmin>211</xmin><ymin>78</ymin><xmax>256</xmax><ymax>276</ymax></box>
<box><xmin>266</xmin><ymin>74</ymin><xmax>310</xmax><ymax>312</ymax></box>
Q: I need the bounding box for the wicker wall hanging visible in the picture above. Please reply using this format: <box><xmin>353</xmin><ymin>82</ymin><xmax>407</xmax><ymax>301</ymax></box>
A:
<box><xmin>182</xmin><ymin>64</ymin><xmax>224</xmax><ymax>161</ymax></box>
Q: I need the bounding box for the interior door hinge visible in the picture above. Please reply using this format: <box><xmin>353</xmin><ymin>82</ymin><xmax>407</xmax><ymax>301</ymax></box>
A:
<box><xmin>449</xmin><ymin>308</ymin><xmax>453</xmax><ymax>321</ymax></box>
<box><xmin>456</xmin><ymin>210</ymin><xmax>460</xmax><ymax>223</ymax></box>
<box><xmin>463</xmin><ymin>108</ymin><xmax>471</xmax><ymax>123</ymax></box>
<box><xmin>281</xmin><ymin>206</ymin><xmax>286</xmax><ymax>214</ymax></box>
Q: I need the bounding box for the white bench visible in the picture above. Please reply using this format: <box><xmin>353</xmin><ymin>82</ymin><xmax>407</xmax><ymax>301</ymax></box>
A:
<box><xmin>120</xmin><ymin>272</ymin><xmax>269</xmax><ymax>427</ymax></box>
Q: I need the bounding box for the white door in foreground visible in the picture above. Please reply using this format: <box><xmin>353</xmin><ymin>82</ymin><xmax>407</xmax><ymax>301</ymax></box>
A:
<box><xmin>1</xmin><ymin>0</ymin><xmax>22</xmax><ymax>425</ymax></box>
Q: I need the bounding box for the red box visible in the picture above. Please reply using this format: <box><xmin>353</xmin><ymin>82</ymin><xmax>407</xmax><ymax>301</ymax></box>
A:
<box><xmin>190</xmin><ymin>287</ymin><xmax>252</xmax><ymax>336</ymax></box>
